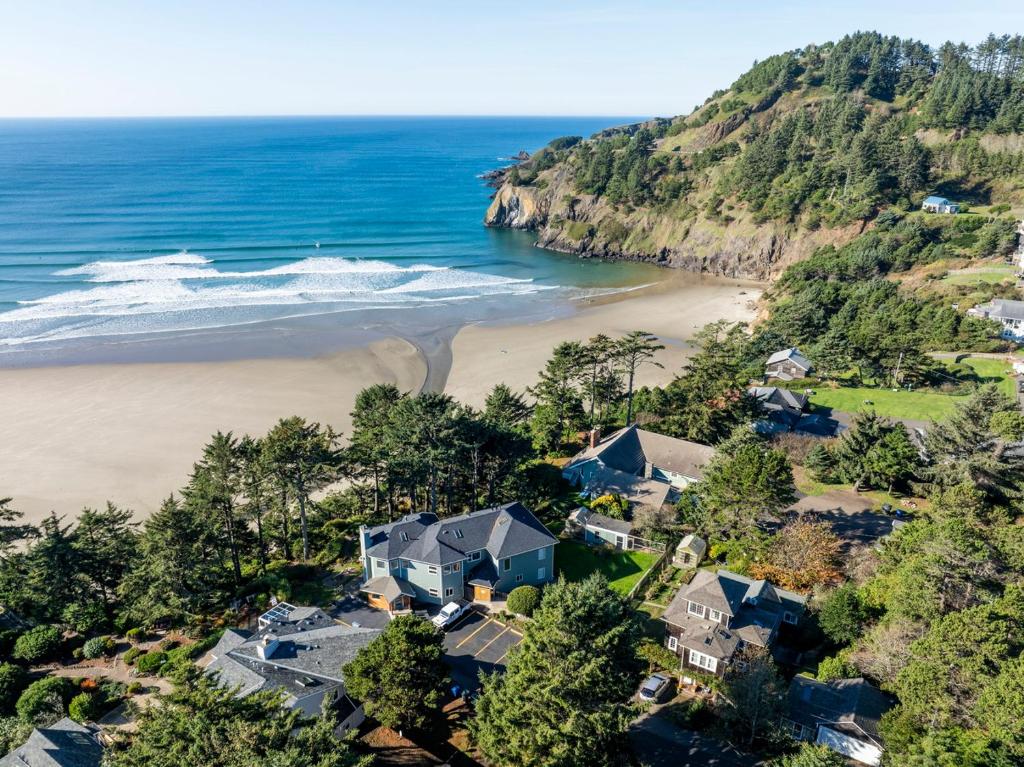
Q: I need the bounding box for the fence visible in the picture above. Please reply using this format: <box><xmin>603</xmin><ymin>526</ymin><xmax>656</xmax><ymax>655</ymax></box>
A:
<box><xmin>627</xmin><ymin>539</ymin><xmax>676</xmax><ymax>601</ymax></box>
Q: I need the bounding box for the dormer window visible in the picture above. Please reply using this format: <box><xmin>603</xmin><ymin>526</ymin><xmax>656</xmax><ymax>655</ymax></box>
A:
<box><xmin>470</xmin><ymin>551</ymin><xmax>482</xmax><ymax>561</ymax></box>
<box><xmin>783</xmin><ymin>611</ymin><xmax>798</xmax><ymax>625</ymax></box>
<box><xmin>708</xmin><ymin>609</ymin><xmax>722</xmax><ymax>623</ymax></box>
<box><xmin>687</xmin><ymin>601</ymin><xmax>706</xmax><ymax>619</ymax></box>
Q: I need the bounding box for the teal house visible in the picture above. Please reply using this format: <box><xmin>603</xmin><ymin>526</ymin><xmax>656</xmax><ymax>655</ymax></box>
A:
<box><xmin>358</xmin><ymin>502</ymin><xmax>557</xmax><ymax>610</ymax></box>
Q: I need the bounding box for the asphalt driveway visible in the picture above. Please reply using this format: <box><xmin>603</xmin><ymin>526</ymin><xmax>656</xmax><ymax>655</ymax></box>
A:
<box><xmin>442</xmin><ymin>610</ymin><xmax>522</xmax><ymax>691</ymax></box>
<box><xmin>629</xmin><ymin>705</ymin><xmax>761</xmax><ymax>767</ymax></box>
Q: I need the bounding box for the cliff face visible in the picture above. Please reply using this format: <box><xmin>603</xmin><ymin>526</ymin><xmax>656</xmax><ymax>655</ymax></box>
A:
<box><xmin>485</xmin><ymin>170</ymin><xmax>865</xmax><ymax>281</ymax></box>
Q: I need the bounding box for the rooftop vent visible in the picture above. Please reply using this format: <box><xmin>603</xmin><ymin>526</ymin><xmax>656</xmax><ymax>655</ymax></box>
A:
<box><xmin>454</xmin><ymin>529</ymin><xmax>464</xmax><ymax>539</ymax></box>
<box><xmin>297</xmin><ymin>676</ymin><xmax>320</xmax><ymax>688</ymax></box>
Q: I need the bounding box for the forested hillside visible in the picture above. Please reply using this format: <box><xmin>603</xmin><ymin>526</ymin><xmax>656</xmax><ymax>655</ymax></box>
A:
<box><xmin>486</xmin><ymin>32</ymin><xmax>1024</xmax><ymax>280</ymax></box>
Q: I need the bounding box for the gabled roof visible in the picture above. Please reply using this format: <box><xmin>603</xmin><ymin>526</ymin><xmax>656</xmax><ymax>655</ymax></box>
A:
<box><xmin>972</xmin><ymin>298</ymin><xmax>1024</xmax><ymax>322</ymax></box>
<box><xmin>361</xmin><ymin>575</ymin><xmax>415</xmax><ymax>602</ymax></box>
<box><xmin>0</xmin><ymin>719</ymin><xmax>102</xmax><ymax>767</ymax></box>
<box><xmin>749</xmin><ymin>386</ymin><xmax>808</xmax><ymax>413</ymax></box>
<box><xmin>363</xmin><ymin>502</ymin><xmax>556</xmax><ymax>566</ymax></box>
<box><xmin>676</xmin><ymin>534</ymin><xmax>707</xmax><ymax>557</ymax></box>
<box><xmin>568</xmin><ymin>507</ymin><xmax>633</xmax><ymax>536</ymax></box>
<box><xmin>923</xmin><ymin>195</ymin><xmax>952</xmax><ymax>205</ymax></box>
<box><xmin>566</xmin><ymin>425</ymin><xmax>714</xmax><ymax>481</ymax></box>
<box><xmin>766</xmin><ymin>348</ymin><xmax>812</xmax><ymax>371</ymax></box>
<box><xmin>206</xmin><ymin>611</ymin><xmax>381</xmax><ymax>707</ymax></box>
<box><xmin>787</xmin><ymin>677</ymin><xmax>895</xmax><ymax>746</ymax></box>
<box><xmin>663</xmin><ymin>569</ymin><xmax>806</xmax><ymax>625</ymax></box>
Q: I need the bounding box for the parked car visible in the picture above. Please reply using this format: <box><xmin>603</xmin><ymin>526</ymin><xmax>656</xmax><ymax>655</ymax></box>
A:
<box><xmin>637</xmin><ymin>673</ymin><xmax>673</xmax><ymax>703</ymax></box>
<box><xmin>431</xmin><ymin>599</ymin><xmax>470</xmax><ymax>630</ymax></box>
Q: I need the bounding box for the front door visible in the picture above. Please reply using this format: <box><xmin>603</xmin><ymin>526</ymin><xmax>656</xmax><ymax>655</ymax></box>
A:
<box><xmin>473</xmin><ymin>585</ymin><xmax>492</xmax><ymax>602</ymax></box>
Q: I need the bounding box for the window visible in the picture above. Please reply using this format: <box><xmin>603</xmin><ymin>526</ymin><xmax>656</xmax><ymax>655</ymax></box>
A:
<box><xmin>452</xmin><ymin>562</ymin><xmax>461</xmax><ymax>573</ymax></box>
<box><xmin>428</xmin><ymin>588</ymin><xmax>439</xmax><ymax>597</ymax></box>
<box><xmin>375</xmin><ymin>559</ymin><xmax>387</xmax><ymax>569</ymax></box>
<box><xmin>428</xmin><ymin>566</ymin><xmax>439</xmax><ymax>574</ymax></box>
<box><xmin>688</xmin><ymin>650</ymin><xmax>717</xmax><ymax>673</ymax></box>
<box><xmin>538</xmin><ymin>548</ymin><xmax>546</xmax><ymax>561</ymax></box>
<box><xmin>537</xmin><ymin>567</ymin><xmax>546</xmax><ymax>580</ymax></box>
<box><xmin>788</xmin><ymin>721</ymin><xmax>807</xmax><ymax>740</ymax></box>
<box><xmin>667</xmin><ymin>636</ymin><xmax>678</xmax><ymax>652</ymax></box>
<box><xmin>391</xmin><ymin>560</ymin><xmax>400</xmax><ymax>571</ymax></box>
<box><xmin>443</xmin><ymin>565</ymin><xmax>451</xmax><ymax>574</ymax></box>
<box><xmin>471</xmin><ymin>551</ymin><xmax>482</xmax><ymax>561</ymax></box>
<box><xmin>708</xmin><ymin>609</ymin><xmax>722</xmax><ymax>623</ymax></box>
<box><xmin>516</xmin><ymin>574</ymin><xmax>524</xmax><ymax>583</ymax></box>
<box><xmin>503</xmin><ymin>558</ymin><xmax>511</xmax><ymax>572</ymax></box>
<box><xmin>687</xmin><ymin>601</ymin><xmax>706</xmax><ymax>619</ymax></box>
<box><xmin>445</xmin><ymin>587</ymin><xmax>454</xmax><ymax>598</ymax></box>
<box><xmin>783</xmin><ymin>611</ymin><xmax>798</xmax><ymax>625</ymax></box>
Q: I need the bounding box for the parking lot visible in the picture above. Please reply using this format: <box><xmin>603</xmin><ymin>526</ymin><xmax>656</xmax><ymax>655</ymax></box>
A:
<box><xmin>442</xmin><ymin>610</ymin><xmax>522</xmax><ymax>691</ymax></box>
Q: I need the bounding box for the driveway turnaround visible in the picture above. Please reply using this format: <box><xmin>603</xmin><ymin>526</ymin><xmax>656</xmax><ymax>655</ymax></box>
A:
<box><xmin>629</xmin><ymin>706</ymin><xmax>761</xmax><ymax>767</ymax></box>
<box><xmin>442</xmin><ymin>610</ymin><xmax>522</xmax><ymax>691</ymax></box>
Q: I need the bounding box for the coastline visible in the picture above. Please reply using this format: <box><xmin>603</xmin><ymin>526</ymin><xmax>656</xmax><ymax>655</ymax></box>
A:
<box><xmin>0</xmin><ymin>275</ymin><xmax>761</xmax><ymax>525</ymax></box>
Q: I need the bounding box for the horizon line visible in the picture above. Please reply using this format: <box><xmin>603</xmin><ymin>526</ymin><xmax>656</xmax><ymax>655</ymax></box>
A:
<box><xmin>0</xmin><ymin>113</ymin><xmax>652</xmax><ymax>121</ymax></box>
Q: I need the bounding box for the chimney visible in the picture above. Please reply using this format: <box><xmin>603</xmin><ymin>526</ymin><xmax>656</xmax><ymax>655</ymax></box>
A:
<box><xmin>644</xmin><ymin>461</ymin><xmax>653</xmax><ymax>479</ymax></box>
<box><xmin>588</xmin><ymin>428</ymin><xmax>601</xmax><ymax>449</ymax></box>
<box><xmin>257</xmin><ymin>633</ymin><xmax>280</xmax><ymax>660</ymax></box>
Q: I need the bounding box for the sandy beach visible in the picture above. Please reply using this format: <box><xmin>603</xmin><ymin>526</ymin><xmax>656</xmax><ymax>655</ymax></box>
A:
<box><xmin>0</xmin><ymin>277</ymin><xmax>760</xmax><ymax>524</ymax></box>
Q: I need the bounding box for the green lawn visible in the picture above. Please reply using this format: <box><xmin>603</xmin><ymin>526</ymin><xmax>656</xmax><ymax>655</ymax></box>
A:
<box><xmin>556</xmin><ymin>540</ymin><xmax>658</xmax><ymax>595</ymax></box>
<box><xmin>942</xmin><ymin>264</ymin><xmax>1017</xmax><ymax>285</ymax></box>
<box><xmin>806</xmin><ymin>357</ymin><xmax>1016</xmax><ymax>421</ymax></box>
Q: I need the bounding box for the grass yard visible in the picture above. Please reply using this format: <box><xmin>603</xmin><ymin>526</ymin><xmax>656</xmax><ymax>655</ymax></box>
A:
<box><xmin>556</xmin><ymin>540</ymin><xmax>658</xmax><ymax>596</ymax></box>
<box><xmin>941</xmin><ymin>263</ymin><xmax>1017</xmax><ymax>285</ymax></box>
<box><xmin>806</xmin><ymin>356</ymin><xmax>1017</xmax><ymax>421</ymax></box>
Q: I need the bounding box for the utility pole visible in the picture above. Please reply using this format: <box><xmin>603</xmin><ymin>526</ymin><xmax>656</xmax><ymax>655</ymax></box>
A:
<box><xmin>892</xmin><ymin>351</ymin><xmax>904</xmax><ymax>388</ymax></box>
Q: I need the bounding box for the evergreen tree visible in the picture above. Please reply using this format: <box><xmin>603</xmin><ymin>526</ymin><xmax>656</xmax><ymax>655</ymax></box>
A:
<box><xmin>72</xmin><ymin>503</ymin><xmax>138</xmax><ymax>625</ymax></box>
<box><xmin>342</xmin><ymin>615</ymin><xmax>447</xmax><ymax>732</ymax></box>
<box><xmin>471</xmin><ymin>575</ymin><xmax>642</xmax><ymax>767</ymax></box>
<box><xmin>614</xmin><ymin>331</ymin><xmax>663</xmax><ymax>426</ymax></box>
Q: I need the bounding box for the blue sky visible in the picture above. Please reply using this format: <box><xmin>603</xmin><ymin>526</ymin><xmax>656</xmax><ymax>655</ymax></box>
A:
<box><xmin>2</xmin><ymin>1</ymin><xmax>1021</xmax><ymax>117</ymax></box>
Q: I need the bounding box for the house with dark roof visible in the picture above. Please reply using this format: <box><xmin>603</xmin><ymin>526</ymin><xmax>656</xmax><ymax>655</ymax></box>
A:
<box><xmin>749</xmin><ymin>386</ymin><xmax>808</xmax><ymax>429</ymax></box>
<box><xmin>661</xmin><ymin>569</ymin><xmax>805</xmax><ymax>676</ymax></box>
<box><xmin>967</xmin><ymin>298</ymin><xmax>1024</xmax><ymax>341</ymax></box>
<box><xmin>205</xmin><ymin>604</ymin><xmax>379</xmax><ymax>730</ymax></box>
<box><xmin>765</xmin><ymin>348</ymin><xmax>813</xmax><ymax>381</ymax></box>
<box><xmin>785</xmin><ymin>676</ymin><xmax>895</xmax><ymax>766</ymax></box>
<box><xmin>921</xmin><ymin>195</ymin><xmax>959</xmax><ymax>214</ymax></box>
<box><xmin>563</xmin><ymin>425</ymin><xmax>714</xmax><ymax>503</ymax></box>
<box><xmin>0</xmin><ymin>605</ymin><xmax>28</xmax><ymax>632</ymax></box>
<box><xmin>358</xmin><ymin>501</ymin><xmax>557</xmax><ymax>609</ymax></box>
<box><xmin>0</xmin><ymin>718</ymin><xmax>102</xmax><ymax>767</ymax></box>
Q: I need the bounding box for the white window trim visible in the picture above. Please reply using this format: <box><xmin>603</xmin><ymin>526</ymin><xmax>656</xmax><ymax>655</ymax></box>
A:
<box><xmin>428</xmin><ymin>588</ymin><xmax>439</xmax><ymax>596</ymax></box>
<box><xmin>375</xmin><ymin>559</ymin><xmax>387</xmax><ymax>568</ymax></box>
<box><xmin>688</xmin><ymin>649</ymin><xmax>717</xmax><ymax>673</ymax></box>
<box><xmin>708</xmin><ymin>608</ymin><xmax>722</xmax><ymax>622</ymax></box>
<box><xmin>428</xmin><ymin>565</ymin><xmax>439</xmax><ymax>574</ymax></box>
<box><xmin>503</xmin><ymin>558</ymin><xmax>511</xmax><ymax>572</ymax></box>
<box><xmin>538</xmin><ymin>548</ymin><xmax>546</xmax><ymax>560</ymax></box>
<box><xmin>444</xmin><ymin>587</ymin><xmax>454</xmax><ymax>598</ymax></box>
<box><xmin>783</xmin><ymin>611</ymin><xmax>798</xmax><ymax>625</ymax></box>
<box><xmin>471</xmin><ymin>551</ymin><xmax>482</xmax><ymax>561</ymax></box>
<box><xmin>687</xmin><ymin>601</ymin><xmax>706</xmax><ymax>619</ymax></box>
<box><xmin>515</xmin><ymin>574</ymin><xmax>524</xmax><ymax>583</ymax></box>
<box><xmin>537</xmin><ymin>567</ymin><xmax>546</xmax><ymax>580</ymax></box>
<box><xmin>667</xmin><ymin>636</ymin><xmax>678</xmax><ymax>651</ymax></box>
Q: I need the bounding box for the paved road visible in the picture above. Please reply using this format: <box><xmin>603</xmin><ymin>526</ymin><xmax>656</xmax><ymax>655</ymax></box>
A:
<box><xmin>788</xmin><ymin>489</ymin><xmax>896</xmax><ymax>548</ymax></box>
<box><xmin>629</xmin><ymin>706</ymin><xmax>761</xmax><ymax>767</ymax></box>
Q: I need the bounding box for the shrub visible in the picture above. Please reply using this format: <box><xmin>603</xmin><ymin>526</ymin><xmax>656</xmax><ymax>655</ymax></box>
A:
<box><xmin>637</xmin><ymin>639</ymin><xmax>681</xmax><ymax>673</ymax></box>
<box><xmin>125</xmin><ymin>628</ymin><xmax>147</xmax><ymax>645</ymax></box>
<box><xmin>81</xmin><ymin>637</ymin><xmax>109</xmax><ymax>660</ymax></box>
<box><xmin>134</xmin><ymin>651</ymin><xmax>168</xmax><ymax>675</ymax></box>
<box><xmin>126</xmin><ymin>682</ymin><xmax>143</xmax><ymax>696</ymax></box>
<box><xmin>816</xmin><ymin>654</ymin><xmax>857</xmax><ymax>682</ymax></box>
<box><xmin>68</xmin><ymin>692</ymin><xmax>102</xmax><ymax>723</ymax></box>
<box><xmin>123</xmin><ymin>647</ymin><xmax>143</xmax><ymax>665</ymax></box>
<box><xmin>506</xmin><ymin>586</ymin><xmax>541</xmax><ymax>617</ymax></box>
<box><xmin>15</xmin><ymin>676</ymin><xmax>75</xmax><ymax>722</ymax></box>
<box><xmin>0</xmin><ymin>716</ymin><xmax>34</xmax><ymax>755</ymax></box>
<box><xmin>0</xmin><ymin>664</ymin><xmax>28</xmax><ymax>714</ymax></box>
<box><xmin>12</xmin><ymin>625</ymin><xmax>62</xmax><ymax>665</ymax></box>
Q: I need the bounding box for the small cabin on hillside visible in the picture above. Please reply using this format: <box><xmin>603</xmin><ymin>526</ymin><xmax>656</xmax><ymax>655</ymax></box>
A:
<box><xmin>765</xmin><ymin>348</ymin><xmax>813</xmax><ymax>381</ymax></box>
<box><xmin>921</xmin><ymin>195</ymin><xmax>960</xmax><ymax>214</ymax></box>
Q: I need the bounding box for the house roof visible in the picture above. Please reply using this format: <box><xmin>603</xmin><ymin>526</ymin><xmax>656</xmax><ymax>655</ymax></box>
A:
<box><xmin>765</xmin><ymin>348</ymin><xmax>813</xmax><ymax>371</ymax></box>
<box><xmin>676</xmin><ymin>534</ymin><xmax>707</xmax><ymax>557</ymax></box>
<box><xmin>582</xmin><ymin>465</ymin><xmax>672</xmax><ymax>509</ymax></box>
<box><xmin>206</xmin><ymin>612</ymin><xmax>380</xmax><ymax>708</ymax></box>
<box><xmin>972</xmin><ymin>298</ymin><xmax>1024</xmax><ymax>322</ymax></box>
<box><xmin>923</xmin><ymin>195</ymin><xmax>952</xmax><ymax>205</ymax></box>
<box><xmin>467</xmin><ymin>557</ymin><xmax>500</xmax><ymax>587</ymax></box>
<box><xmin>258</xmin><ymin>603</ymin><xmax>335</xmax><ymax>632</ymax></box>
<box><xmin>568</xmin><ymin>506</ymin><xmax>633</xmax><ymax>536</ymax></box>
<box><xmin>361</xmin><ymin>575</ymin><xmax>415</xmax><ymax>602</ymax></box>
<box><xmin>0</xmin><ymin>719</ymin><xmax>102</xmax><ymax>767</ymax></box>
<box><xmin>663</xmin><ymin>569</ymin><xmax>806</xmax><ymax>627</ymax></box>
<box><xmin>566</xmin><ymin>425</ymin><xmax>714</xmax><ymax>481</ymax></box>
<box><xmin>749</xmin><ymin>386</ymin><xmax>808</xmax><ymax>413</ymax></box>
<box><xmin>787</xmin><ymin>677</ymin><xmax>895</xmax><ymax>746</ymax></box>
<box><xmin>363</xmin><ymin>502</ymin><xmax>556</xmax><ymax>566</ymax></box>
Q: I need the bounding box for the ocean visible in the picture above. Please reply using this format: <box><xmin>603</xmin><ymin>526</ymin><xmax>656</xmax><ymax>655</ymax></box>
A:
<box><xmin>0</xmin><ymin>116</ymin><xmax>663</xmax><ymax>365</ymax></box>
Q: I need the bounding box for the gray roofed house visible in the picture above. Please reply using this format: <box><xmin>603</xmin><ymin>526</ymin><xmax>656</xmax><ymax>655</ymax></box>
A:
<box><xmin>205</xmin><ymin>605</ymin><xmax>380</xmax><ymax>730</ymax></box>
<box><xmin>921</xmin><ymin>195</ymin><xmax>959</xmax><ymax>214</ymax></box>
<box><xmin>749</xmin><ymin>386</ymin><xmax>808</xmax><ymax>429</ymax></box>
<box><xmin>0</xmin><ymin>718</ymin><xmax>102</xmax><ymax>767</ymax></box>
<box><xmin>785</xmin><ymin>676</ymin><xmax>895</xmax><ymax>766</ymax></box>
<box><xmin>661</xmin><ymin>569</ymin><xmax>806</xmax><ymax>676</ymax></box>
<box><xmin>967</xmin><ymin>298</ymin><xmax>1024</xmax><ymax>341</ymax></box>
<box><xmin>359</xmin><ymin>501</ymin><xmax>557</xmax><ymax>608</ymax></box>
<box><xmin>563</xmin><ymin>425</ymin><xmax>714</xmax><ymax>497</ymax></box>
<box><xmin>765</xmin><ymin>348</ymin><xmax>813</xmax><ymax>381</ymax></box>
<box><xmin>564</xmin><ymin>506</ymin><xmax>667</xmax><ymax>552</ymax></box>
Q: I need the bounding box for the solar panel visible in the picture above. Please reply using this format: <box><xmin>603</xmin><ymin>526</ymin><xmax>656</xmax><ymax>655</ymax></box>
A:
<box><xmin>258</xmin><ymin>602</ymin><xmax>296</xmax><ymax>626</ymax></box>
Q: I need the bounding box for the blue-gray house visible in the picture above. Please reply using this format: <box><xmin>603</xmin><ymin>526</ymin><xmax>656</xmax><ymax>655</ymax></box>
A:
<box><xmin>359</xmin><ymin>502</ymin><xmax>557</xmax><ymax>610</ymax></box>
<box><xmin>921</xmin><ymin>195</ymin><xmax>960</xmax><ymax>214</ymax></box>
